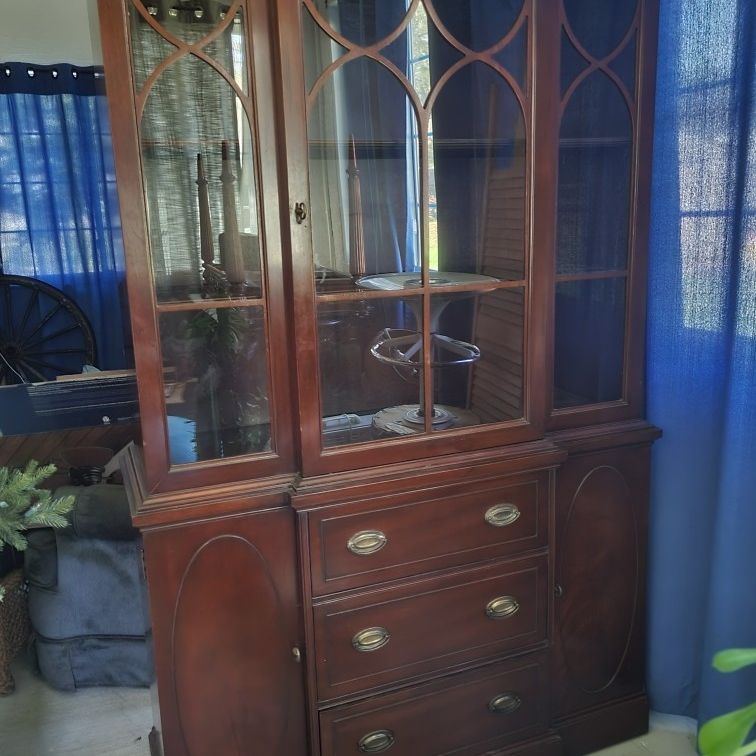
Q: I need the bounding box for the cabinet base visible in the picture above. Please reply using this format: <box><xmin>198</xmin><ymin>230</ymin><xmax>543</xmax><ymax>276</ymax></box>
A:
<box><xmin>495</xmin><ymin>733</ymin><xmax>563</xmax><ymax>755</ymax></box>
<box><xmin>554</xmin><ymin>694</ymin><xmax>649</xmax><ymax>756</ymax></box>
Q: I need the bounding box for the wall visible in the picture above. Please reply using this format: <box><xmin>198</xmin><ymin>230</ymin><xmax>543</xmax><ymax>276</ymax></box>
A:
<box><xmin>0</xmin><ymin>0</ymin><xmax>102</xmax><ymax>66</ymax></box>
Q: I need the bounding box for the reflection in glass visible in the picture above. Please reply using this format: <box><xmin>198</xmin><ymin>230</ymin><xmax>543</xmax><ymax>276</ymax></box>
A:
<box><xmin>560</xmin><ymin>28</ymin><xmax>590</xmax><ymax>96</ymax></box>
<box><xmin>302</xmin><ymin>7</ymin><xmax>348</xmax><ymax>94</ymax></box>
<box><xmin>554</xmin><ymin>278</ymin><xmax>625</xmax><ymax>408</ymax></box>
<box><xmin>557</xmin><ymin>71</ymin><xmax>632</xmax><ymax>274</ymax></box>
<box><xmin>563</xmin><ymin>0</ymin><xmax>637</xmax><ymax>60</ymax></box>
<box><xmin>433</xmin><ymin>0</ymin><xmax>524</xmax><ymax>52</ymax></box>
<box><xmin>129</xmin><ymin>7</ymin><xmax>177</xmax><ymax>92</ymax></box>
<box><xmin>310</xmin><ymin>0</ymin><xmax>410</xmax><ymax>47</ymax></box>
<box><xmin>381</xmin><ymin>2</ymin><xmax>463</xmax><ymax>107</ymax></box>
<box><xmin>130</xmin><ymin>0</ymin><xmax>239</xmax><ymax>46</ymax></box>
<box><xmin>203</xmin><ymin>8</ymin><xmax>249</xmax><ymax>95</ymax></box>
<box><xmin>432</xmin><ymin>287</ymin><xmax>525</xmax><ymax>429</ymax></box>
<box><xmin>431</xmin><ymin>62</ymin><xmax>526</xmax><ymax>278</ymax></box>
<box><xmin>319</xmin><ymin>297</ymin><xmax>422</xmax><ymax>447</ymax></box>
<box><xmin>492</xmin><ymin>20</ymin><xmax>529</xmax><ymax>91</ymax></box>
<box><xmin>308</xmin><ymin>58</ymin><xmax>420</xmax><ymax>283</ymax></box>
<box><xmin>138</xmin><ymin>54</ymin><xmax>261</xmax><ymax>302</ymax></box>
<box><xmin>609</xmin><ymin>34</ymin><xmax>637</xmax><ymax>98</ymax></box>
<box><xmin>160</xmin><ymin>307</ymin><xmax>270</xmax><ymax>463</ymax></box>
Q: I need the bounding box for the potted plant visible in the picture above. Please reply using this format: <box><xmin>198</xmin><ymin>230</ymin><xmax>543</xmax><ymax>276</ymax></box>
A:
<box><xmin>0</xmin><ymin>461</ymin><xmax>74</xmax><ymax>693</ymax></box>
<box><xmin>0</xmin><ymin>461</ymin><xmax>75</xmax><ymax>578</ymax></box>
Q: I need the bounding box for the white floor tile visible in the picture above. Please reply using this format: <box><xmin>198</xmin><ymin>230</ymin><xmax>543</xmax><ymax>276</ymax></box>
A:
<box><xmin>0</xmin><ymin>655</ymin><xmax>699</xmax><ymax>756</ymax></box>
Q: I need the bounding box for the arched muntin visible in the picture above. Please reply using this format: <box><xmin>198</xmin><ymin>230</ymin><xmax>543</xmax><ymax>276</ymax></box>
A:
<box><xmin>130</xmin><ymin>0</ymin><xmax>248</xmax><ymax>117</ymax></box>
<box><xmin>562</xmin><ymin>0</ymin><xmax>638</xmax><ymax>63</ymax></box>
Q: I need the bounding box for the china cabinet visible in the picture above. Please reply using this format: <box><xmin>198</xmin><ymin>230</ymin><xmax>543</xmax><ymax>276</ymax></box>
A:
<box><xmin>97</xmin><ymin>0</ymin><xmax>660</xmax><ymax>754</ymax></box>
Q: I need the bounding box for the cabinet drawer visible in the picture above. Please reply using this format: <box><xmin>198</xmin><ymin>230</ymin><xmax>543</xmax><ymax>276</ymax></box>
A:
<box><xmin>320</xmin><ymin>652</ymin><xmax>549</xmax><ymax>756</ymax></box>
<box><xmin>308</xmin><ymin>474</ymin><xmax>548</xmax><ymax>596</ymax></box>
<box><xmin>314</xmin><ymin>555</ymin><xmax>548</xmax><ymax>701</ymax></box>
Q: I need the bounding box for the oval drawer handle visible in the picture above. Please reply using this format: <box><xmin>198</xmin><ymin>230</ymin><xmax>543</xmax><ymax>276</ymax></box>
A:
<box><xmin>488</xmin><ymin>692</ymin><xmax>522</xmax><ymax>714</ymax></box>
<box><xmin>347</xmin><ymin>530</ymin><xmax>387</xmax><ymax>556</ymax></box>
<box><xmin>484</xmin><ymin>503</ymin><xmax>521</xmax><ymax>528</ymax></box>
<box><xmin>353</xmin><ymin>626</ymin><xmax>391</xmax><ymax>653</ymax></box>
<box><xmin>485</xmin><ymin>595</ymin><xmax>520</xmax><ymax>619</ymax></box>
<box><xmin>358</xmin><ymin>729</ymin><xmax>395</xmax><ymax>753</ymax></box>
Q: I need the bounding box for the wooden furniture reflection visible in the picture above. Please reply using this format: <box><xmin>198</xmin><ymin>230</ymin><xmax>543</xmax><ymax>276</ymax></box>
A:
<box><xmin>98</xmin><ymin>1</ymin><xmax>661</xmax><ymax>755</ymax></box>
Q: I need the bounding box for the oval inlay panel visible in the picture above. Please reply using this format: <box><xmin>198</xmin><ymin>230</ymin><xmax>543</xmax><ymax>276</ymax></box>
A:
<box><xmin>557</xmin><ymin>465</ymin><xmax>638</xmax><ymax>694</ymax></box>
<box><xmin>172</xmin><ymin>536</ymin><xmax>290</xmax><ymax>756</ymax></box>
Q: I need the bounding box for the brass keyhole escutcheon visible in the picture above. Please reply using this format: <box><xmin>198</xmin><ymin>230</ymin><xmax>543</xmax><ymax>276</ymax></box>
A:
<box><xmin>294</xmin><ymin>202</ymin><xmax>307</xmax><ymax>224</ymax></box>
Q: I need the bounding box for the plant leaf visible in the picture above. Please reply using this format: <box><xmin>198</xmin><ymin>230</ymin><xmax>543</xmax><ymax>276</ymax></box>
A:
<box><xmin>714</xmin><ymin>649</ymin><xmax>756</xmax><ymax>673</ymax></box>
<box><xmin>700</xmin><ymin>702</ymin><xmax>756</xmax><ymax>756</ymax></box>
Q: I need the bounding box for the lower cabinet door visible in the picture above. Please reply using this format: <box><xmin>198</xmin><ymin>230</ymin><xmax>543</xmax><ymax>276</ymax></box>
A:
<box><xmin>143</xmin><ymin>506</ymin><xmax>308</xmax><ymax>756</ymax></box>
<box><xmin>320</xmin><ymin>653</ymin><xmax>549</xmax><ymax>756</ymax></box>
<box><xmin>553</xmin><ymin>444</ymin><xmax>651</xmax><ymax>721</ymax></box>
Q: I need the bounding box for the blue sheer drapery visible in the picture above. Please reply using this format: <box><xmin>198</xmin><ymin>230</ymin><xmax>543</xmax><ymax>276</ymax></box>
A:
<box><xmin>647</xmin><ymin>0</ymin><xmax>756</xmax><ymax>729</ymax></box>
<box><xmin>0</xmin><ymin>63</ymin><xmax>128</xmax><ymax>370</ymax></box>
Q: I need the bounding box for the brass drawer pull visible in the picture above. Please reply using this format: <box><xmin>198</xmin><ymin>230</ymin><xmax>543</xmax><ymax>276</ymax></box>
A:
<box><xmin>358</xmin><ymin>729</ymin><xmax>395</xmax><ymax>753</ymax></box>
<box><xmin>485</xmin><ymin>595</ymin><xmax>520</xmax><ymax>619</ymax></box>
<box><xmin>484</xmin><ymin>503</ymin><xmax>521</xmax><ymax>527</ymax></box>
<box><xmin>347</xmin><ymin>530</ymin><xmax>387</xmax><ymax>556</ymax></box>
<box><xmin>353</xmin><ymin>626</ymin><xmax>391</xmax><ymax>653</ymax></box>
<box><xmin>488</xmin><ymin>692</ymin><xmax>522</xmax><ymax>714</ymax></box>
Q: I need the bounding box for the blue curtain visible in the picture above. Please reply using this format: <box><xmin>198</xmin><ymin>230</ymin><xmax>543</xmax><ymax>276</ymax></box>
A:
<box><xmin>0</xmin><ymin>63</ymin><xmax>128</xmax><ymax>370</ymax></box>
<box><xmin>647</xmin><ymin>0</ymin><xmax>756</xmax><ymax>730</ymax></box>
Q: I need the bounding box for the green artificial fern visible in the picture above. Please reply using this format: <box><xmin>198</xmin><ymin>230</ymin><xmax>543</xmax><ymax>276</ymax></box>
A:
<box><xmin>0</xmin><ymin>461</ymin><xmax>75</xmax><ymax>553</ymax></box>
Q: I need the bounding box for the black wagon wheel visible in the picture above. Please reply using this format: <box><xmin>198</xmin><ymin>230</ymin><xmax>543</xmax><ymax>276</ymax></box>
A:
<box><xmin>0</xmin><ymin>275</ymin><xmax>97</xmax><ymax>385</ymax></box>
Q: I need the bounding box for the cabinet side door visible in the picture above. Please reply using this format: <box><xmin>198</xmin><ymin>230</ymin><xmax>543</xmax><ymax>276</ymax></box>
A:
<box><xmin>143</xmin><ymin>506</ymin><xmax>308</xmax><ymax>756</ymax></box>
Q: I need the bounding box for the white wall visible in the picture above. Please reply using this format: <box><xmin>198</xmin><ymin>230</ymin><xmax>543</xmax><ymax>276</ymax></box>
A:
<box><xmin>0</xmin><ymin>0</ymin><xmax>102</xmax><ymax>66</ymax></box>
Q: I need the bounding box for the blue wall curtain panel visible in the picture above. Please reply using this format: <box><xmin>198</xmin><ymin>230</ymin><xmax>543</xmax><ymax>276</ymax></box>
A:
<box><xmin>647</xmin><ymin>0</ymin><xmax>756</xmax><ymax>728</ymax></box>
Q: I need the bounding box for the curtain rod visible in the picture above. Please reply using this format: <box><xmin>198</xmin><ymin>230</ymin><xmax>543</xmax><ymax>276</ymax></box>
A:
<box><xmin>0</xmin><ymin>63</ymin><xmax>105</xmax><ymax>96</ymax></box>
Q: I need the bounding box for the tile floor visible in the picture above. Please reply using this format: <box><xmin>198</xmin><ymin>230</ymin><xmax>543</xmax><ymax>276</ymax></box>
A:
<box><xmin>1</xmin><ymin>656</ymin><xmax>698</xmax><ymax>756</ymax></box>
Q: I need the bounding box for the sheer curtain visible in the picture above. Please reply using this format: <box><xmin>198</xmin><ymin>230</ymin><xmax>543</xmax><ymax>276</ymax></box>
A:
<box><xmin>646</xmin><ymin>0</ymin><xmax>756</xmax><ymax>729</ymax></box>
<box><xmin>0</xmin><ymin>63</ymin><xmax>128</xmax><ymax>370</ymax></box>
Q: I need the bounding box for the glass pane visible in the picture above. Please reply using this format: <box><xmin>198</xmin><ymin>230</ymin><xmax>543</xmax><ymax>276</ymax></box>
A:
<box><xmin>139</xmin><ymin>55</ymin><xmax>261</xmax><ymax>303</ymax></box>
<box><xmin>302</xmin><ymin>7</ymin><xmax>348</xmax><ymax>94</ymax></box>
<box><xmin>319</xmin><ymin>296</ymin><xmax>422</xmax><ymax>447</ymax></box>
<box><xmin>309</xmin><ymin>0</ymin><xmax>410</xmax><ymax>47</ymax></box>
<box><xmin>203</xmin><ymin>8</ymin><xmax>249</xmax><ymax>96</ymax></box>
<box><xmin>431</xmin><ymin>287</ymin><xmax>525</xmax><ymax>430</ymax></box>
<box><xmin>308</xmin><ymin>58</ymin><xmax>420</xmax><ymax>288</ymax></box>
<box><xmin>557</xmin><ymin>71</ymin><xmax>632</xmax><ymax>274</ymax></box>
<box><xmin>382</xmin><ymin>2</ymin><xmax>464</xmax><ymax>108</ymax></box>
<box><xmin>563</xmin><ymin>0</ymin><xmax>637</xmax><ymax>60</ymax></box>
<box><xmin>130</xmin><ymin>0</ymin><xmax>237</xmax><ymax>46</ymax></box>
<box><xmin>433</xmin><ymin>0</ymin><xmax>524</xmax><ymax>52</ymax></box>
<box><xmin>493</xmin><ymin>20</ymin><xmax>528</xmax><ymax>91</ymax></box>
<box><xmin>160</xmin><ymin>306</ymin><xmax>270</xmax><ymax>464</ymax></box>
<box><xmin>560</xmin><ymin>27</ymin><xmax>590</xmax><ymax>96</ymax></box>
<box><xmin>128</xmin><ymin>7</ymin><xmax>177</xmax><ymax>92</ymax></box>
<box><xmin>609</xmin><ymin>33</ymin><xmax>637</xmax><ymax>98</ymax></box>
<box><xmin>554</xmin><ymin>278</ymin><xmax>625</xmax><ymax>408</ymax></box>
<box><xmin>431</xmin><ymin>62</ymin><xmax>526</xmax><ymax>279</ymax></box>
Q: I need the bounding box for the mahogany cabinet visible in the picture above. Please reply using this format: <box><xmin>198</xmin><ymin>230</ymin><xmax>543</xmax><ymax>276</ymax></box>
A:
<box><xmin>97</xmin><ymin>0</ymin><xmax>661</xmax><ymax>754</ymax></box>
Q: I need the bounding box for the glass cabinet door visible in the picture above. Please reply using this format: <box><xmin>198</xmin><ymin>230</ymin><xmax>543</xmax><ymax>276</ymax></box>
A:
<box><xmin>115</xmin><ymin>0</ymin><xmax>292</xmax><ymax>486</ymax></box>
<box><xmin>300</xmin><ymin>0</ymin><xmax>534</xmax><ymax>456</ymax></box>
<box><xmin>552</xmin><ymin>0</ymin><xmax>641</xmax><ymax>418</ymax></box>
